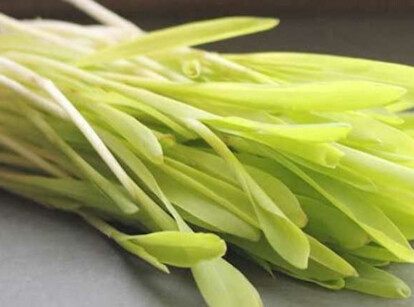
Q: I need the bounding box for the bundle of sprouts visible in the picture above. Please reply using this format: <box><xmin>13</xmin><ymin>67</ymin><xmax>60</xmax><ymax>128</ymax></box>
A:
<box><xmin>0</xmin><ymin>0</ymin><xmax>413</xmax><ymax>305</ymax></box>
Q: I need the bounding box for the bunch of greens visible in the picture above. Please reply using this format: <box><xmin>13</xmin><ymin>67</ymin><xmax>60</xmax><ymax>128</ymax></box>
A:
<box><xmin>0</xmin><ymin>0</ymin><xmax>413</xmax><ymax>305</ymax></box>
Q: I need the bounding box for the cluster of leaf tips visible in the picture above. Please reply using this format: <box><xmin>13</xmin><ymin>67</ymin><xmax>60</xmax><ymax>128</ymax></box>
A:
<box><xmin>0</xmin><ymin>0</ymin><xmax>414</xmax><ymax>305</ymax></box>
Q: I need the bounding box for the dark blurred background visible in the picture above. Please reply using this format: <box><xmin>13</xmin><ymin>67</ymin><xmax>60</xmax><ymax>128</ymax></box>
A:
<box><xmin>1</xmin><ymin>0</ymin><xmax>414</xmax><ymax>19</ymax></box>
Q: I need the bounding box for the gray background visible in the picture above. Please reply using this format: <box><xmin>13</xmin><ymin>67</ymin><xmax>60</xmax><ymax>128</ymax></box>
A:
<box><xmin>1</xmin><ymin>14</ymin><xmax>414</xmax><ymax>307</ymax></box>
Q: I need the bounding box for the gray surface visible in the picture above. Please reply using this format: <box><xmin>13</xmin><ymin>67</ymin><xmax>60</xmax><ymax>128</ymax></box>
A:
<box><xmin>1</xmin><ymin>14</ymin><xmax>414</xmax><ymax>307</ymax></box>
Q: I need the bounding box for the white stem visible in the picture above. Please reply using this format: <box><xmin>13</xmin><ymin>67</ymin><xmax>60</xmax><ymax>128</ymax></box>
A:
<box><xmin>38</xmin><ymin>79</ymin><xmax>137</xmax><ymax>198</ymax></box>
<box><xmin>0</xmin><ymin>13</ymin><xmax>90</xmax><ymax>54</ymax></box>
<box><xmin>63</xmin><ymin>0</ymin><xmax>141</xmax><ymax>34</ymax></box>
<box><xmin>0</xmin><ymin>74</ymin><xmax>67</xmax><ymax>119</ymax></box>
<box><xmin>63</xmin><ymin>0</ymin><xmax>190</xmax><ymax>81</ymax></box>
<box><xmin>0</xmin><ymin>57</ymin><xmax>67</xmax><ymax>118</ymax></box>
<box><xmin>0</xmin><ymin>56</ymin><xmax>47</xmax><ymax>84</ymax></box>
<box><xmin>22</xmin><ymin>19</ymin><xmax>110</xmax><ymax>43</ymax></box>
